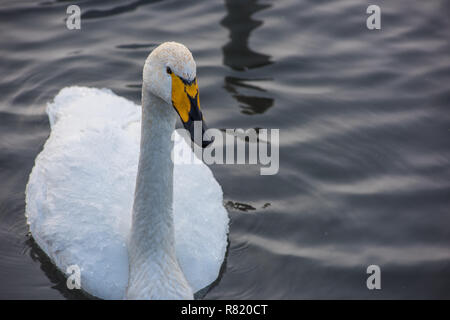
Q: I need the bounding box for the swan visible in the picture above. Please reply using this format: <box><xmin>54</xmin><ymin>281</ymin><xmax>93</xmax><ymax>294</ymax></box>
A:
<box><xmin>25</xmin><ymin>42</ymin><xmax>229</xmax><ymax>299</ymax></box>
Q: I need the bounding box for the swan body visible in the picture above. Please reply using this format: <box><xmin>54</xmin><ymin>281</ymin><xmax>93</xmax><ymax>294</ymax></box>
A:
<box><xmin>25</xmin><ymin>42</ymin><xmax>229</xmax><ymax>299</ymax></box>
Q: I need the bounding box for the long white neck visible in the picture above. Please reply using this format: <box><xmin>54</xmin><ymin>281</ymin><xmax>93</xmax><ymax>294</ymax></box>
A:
<box><xmin>126</xmin><ymin>84</ymin><xmax>193</xmax><ymax>299</ymax></box>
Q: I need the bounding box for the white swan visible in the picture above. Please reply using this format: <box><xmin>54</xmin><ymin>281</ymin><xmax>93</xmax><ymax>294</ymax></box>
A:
<box><xmin>25</xmin><ymin>42</ymin><xmax>229</xmax><ymax>299</ymax></box>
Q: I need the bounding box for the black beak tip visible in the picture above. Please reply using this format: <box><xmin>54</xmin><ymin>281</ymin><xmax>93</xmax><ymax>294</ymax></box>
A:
<box><xmin>202</xmin><ymin>135</ymin><xmax>215</xmax><ymax>148</ymax></box>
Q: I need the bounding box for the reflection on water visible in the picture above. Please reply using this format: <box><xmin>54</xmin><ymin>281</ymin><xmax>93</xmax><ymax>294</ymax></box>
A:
<box><xmin>221</xmin><ymin>0</ymin><xmax>274</xmax><ymax>115</ymax></box>
<box><xmin>224</xmin><ymin>76</ymin><xmax>273</xmax><ymax>115</ymax></box>
<box><xmin>221</xmin><ymin>0</ymin><xmax>272</xmax><ymax>71</ymax></box>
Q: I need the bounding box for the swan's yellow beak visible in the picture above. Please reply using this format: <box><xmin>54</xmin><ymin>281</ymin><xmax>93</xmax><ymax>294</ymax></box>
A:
<box><xmin>170</xmin><ymin>73</ymin><xmax>213</xmax><ymax>148</ymax></box>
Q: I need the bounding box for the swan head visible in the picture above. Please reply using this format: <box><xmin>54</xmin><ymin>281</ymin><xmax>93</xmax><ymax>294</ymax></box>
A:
<box><xmin>143</xmin><ymin>42</ymin><xmax>213</xmax><ymax>147</ymax></box>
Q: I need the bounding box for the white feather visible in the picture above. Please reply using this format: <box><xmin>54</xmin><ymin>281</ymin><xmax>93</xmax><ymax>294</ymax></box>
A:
<box><xmin>25</xmin><ymin>84</ymin><xmax>228</xmax><ymax>299</ymax></box>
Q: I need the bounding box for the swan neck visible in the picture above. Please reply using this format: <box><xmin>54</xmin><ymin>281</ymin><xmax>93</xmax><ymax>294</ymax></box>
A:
<box><xmin>126</xmin><ymin>84</ymin><xmax>192</xmax><ymax>299</ymax></box>
<box><xmin>131</xmin><ymin>89</ymin><xmax>176</xmax><ymax>255</ymax></box>
<box><xmin>126</xmin><ymin>88</ymin><xmax>179</xmax><ymax>297</ymax></box>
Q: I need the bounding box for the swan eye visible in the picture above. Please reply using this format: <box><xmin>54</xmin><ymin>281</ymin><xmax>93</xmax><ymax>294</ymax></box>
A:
<box><xmin>166</xmin><ymin>67</ymin><xmax>172</xmax><ymax>74</ymax></box>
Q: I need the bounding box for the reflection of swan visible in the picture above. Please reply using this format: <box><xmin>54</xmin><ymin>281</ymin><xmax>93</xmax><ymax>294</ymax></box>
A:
<box><xmin>221</xmin><ymin>0</ymin><xmax>274</xmax><ymax>115</ymax></box>
<box><xmin>224</xmin><ymin>76</ymin><xmax>273</xmax><ymax>115</ymax></box>
<box><xmin>25</xmin><ymin>42</ymin><xmax>229</xmax><ymax>299</ymax></box>
<box><xmin>221</xmin><ymin>0</ymin><xmax>272</xmax><ymax>71</ymax></box>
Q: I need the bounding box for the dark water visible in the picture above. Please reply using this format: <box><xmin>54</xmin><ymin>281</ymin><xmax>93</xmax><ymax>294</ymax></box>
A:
<box><xmin>1</xmin><ymin>0</ymin><xmax>449</xmax><ymax>299</ymax></box>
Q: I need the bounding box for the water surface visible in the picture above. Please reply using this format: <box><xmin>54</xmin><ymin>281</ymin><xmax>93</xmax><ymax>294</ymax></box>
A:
<box><xmin>0</xmin><ymin>0</ymin><xmax>449</xmax><ymax>299</ymax></box>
